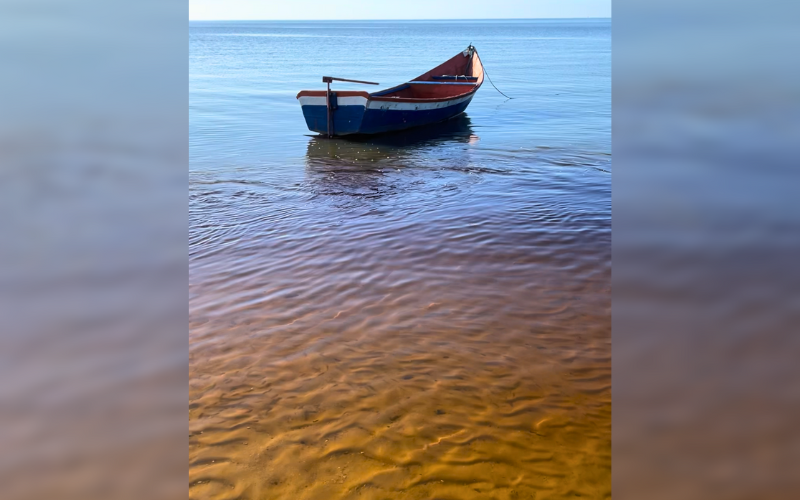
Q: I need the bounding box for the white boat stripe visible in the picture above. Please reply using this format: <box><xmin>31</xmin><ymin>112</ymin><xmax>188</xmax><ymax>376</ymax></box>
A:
<box><xmin>366</xmin><ymin>93</ymin><xmax>473</xmax><ymax>111</ymax></box>
<box><xmin>298</xmin><ymin>93</ymin><xmax>473</xmax><ymax>111</ymax></box>
<box><xmin>297</xmin><ymin>96</ymin><xmax>368</xmax><ymax>107</ymax></box>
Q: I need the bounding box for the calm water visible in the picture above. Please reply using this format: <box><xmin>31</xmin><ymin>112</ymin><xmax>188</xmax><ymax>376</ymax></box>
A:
<box><xmin>190</xmin><ymin>19</ymin><xmax>610</xmax><ymax>499</ymax></box>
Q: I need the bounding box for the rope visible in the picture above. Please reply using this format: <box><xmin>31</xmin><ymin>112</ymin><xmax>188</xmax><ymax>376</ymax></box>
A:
<box><xmin>481</xmin><ymin>58</ymin><xmax>514</xmax><ymax>100</ymax></box>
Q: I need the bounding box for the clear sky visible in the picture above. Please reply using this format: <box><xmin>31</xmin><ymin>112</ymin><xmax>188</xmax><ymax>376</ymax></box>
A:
<box><xmin>189</xmin><ymin>0</ymin><xmax>611</xmax><ymax>21</ymax></box>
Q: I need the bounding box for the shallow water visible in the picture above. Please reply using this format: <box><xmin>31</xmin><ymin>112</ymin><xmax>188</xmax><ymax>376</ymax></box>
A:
<box><xmin>190</xmin><ymin>19</ymin><xmax>610</xmax><ymax>499</ymax></box>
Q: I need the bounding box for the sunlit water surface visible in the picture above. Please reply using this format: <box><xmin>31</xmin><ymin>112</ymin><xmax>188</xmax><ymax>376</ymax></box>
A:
<box><xmin>190</xmin><ymin>19</ymin><xmax>610</xmax><ymax>500</ymax></box>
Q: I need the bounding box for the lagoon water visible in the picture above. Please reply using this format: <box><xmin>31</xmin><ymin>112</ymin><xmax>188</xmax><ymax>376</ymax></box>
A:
<box><xmin>190</xmin><ymin>19</ymin><xmax>610</xmax><ymax>499</ymax></box>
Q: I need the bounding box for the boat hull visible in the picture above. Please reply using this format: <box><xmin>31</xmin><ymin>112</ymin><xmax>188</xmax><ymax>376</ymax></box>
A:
<box><xmin>297</xmin><ymin>46</ymin><xmax>484</xmax><ymax>136</ymax></box>
<box><xmin>298</xmin><ymin>93</ymin><xmax>475</xmax><ymax>136</ymax></box>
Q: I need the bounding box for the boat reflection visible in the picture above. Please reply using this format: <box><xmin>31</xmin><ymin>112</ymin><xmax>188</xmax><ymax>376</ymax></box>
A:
<box><xmin>304</xmin><ymin>115</ymin><xmax>478</xmax><ymax>203</ymax></box>
<box><xmin>305</xmin><ymin>114</ymin><xmax>477</xmax><ymax>169</ymax></box>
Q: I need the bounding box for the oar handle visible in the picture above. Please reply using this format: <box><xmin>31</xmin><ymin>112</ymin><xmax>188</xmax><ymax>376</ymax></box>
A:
<box><xmin>322</xmin><ymin>76</ymin><xmax>379</xmax><ymax>85</ymax></box>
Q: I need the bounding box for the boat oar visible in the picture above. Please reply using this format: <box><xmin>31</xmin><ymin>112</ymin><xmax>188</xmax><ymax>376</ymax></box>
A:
<box><xmin>322</xmin><ymin>77</ymin><xmax>379</xmax><ymax>85</ymax></box>
<box><xmin>322</xmin><ymin>76</ymin><xmax>379</xmax><ymax>137</ymax></box>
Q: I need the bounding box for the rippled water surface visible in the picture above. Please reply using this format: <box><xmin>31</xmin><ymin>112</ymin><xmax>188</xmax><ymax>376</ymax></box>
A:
<box><xmin>190</xmin><ymin>19</ymin><xmax>610</xmax><ymax>499</ymax></box>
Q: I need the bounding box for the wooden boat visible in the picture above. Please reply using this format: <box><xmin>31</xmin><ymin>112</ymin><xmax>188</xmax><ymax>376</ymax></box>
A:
<box><xmin>296</xmin><ymin>45</ymin><xmax>483</xmax><ymax>137</ymax></box>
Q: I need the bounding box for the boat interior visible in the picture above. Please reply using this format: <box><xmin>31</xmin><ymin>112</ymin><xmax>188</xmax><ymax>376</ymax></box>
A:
<box><xmin>370</xmin><ymin>48</ymin><xmax>484</xmax><ymax>100</ymax></box>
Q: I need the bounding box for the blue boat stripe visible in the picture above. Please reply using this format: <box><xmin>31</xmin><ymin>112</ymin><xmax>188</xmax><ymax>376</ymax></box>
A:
<box><xmin>358</xmin><ymin>97</ymin><xmax>473</xmax><ymax>134</ymax></box>
<box><xmin>408</xmin><ymin>81</ymin><xmax>476</xmax><ymax>85</ymax></box>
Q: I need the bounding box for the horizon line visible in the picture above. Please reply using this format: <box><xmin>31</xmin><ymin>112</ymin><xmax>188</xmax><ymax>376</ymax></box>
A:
<box><xmin>189</xmin><ymin>17</ymin><xmax>612</xmax><ymax>22</ymax></box>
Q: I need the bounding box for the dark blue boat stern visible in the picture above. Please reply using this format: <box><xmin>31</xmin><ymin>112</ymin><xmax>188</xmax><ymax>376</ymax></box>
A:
<box><xmin>297</xmin><ymin>91</ymin><xmax>368</xmax><ymax>136</ymax></box>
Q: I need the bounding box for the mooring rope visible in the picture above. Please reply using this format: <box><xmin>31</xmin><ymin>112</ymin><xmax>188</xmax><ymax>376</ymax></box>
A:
<box><xmin>479</xmin><ymin>55</ymin><xmax>514</xmax><ymax>100</ymax></box>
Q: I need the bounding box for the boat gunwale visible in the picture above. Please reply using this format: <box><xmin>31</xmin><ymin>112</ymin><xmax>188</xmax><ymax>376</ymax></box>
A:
<box><xmin>370</xmin><ymin>85</ymin><xmax>480</xmax><ymax>103</ymax></box>
<box><xmin>296</xmin><ymin>85</ymin><xmax>480</xmax><ymax>104</ymax></box>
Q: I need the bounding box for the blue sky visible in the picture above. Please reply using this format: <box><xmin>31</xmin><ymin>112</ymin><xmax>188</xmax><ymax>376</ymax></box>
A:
<box><xmin>189</xmin><ymin>0</ymin><xmax>611</xmax><ymax>21</ymax></box>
